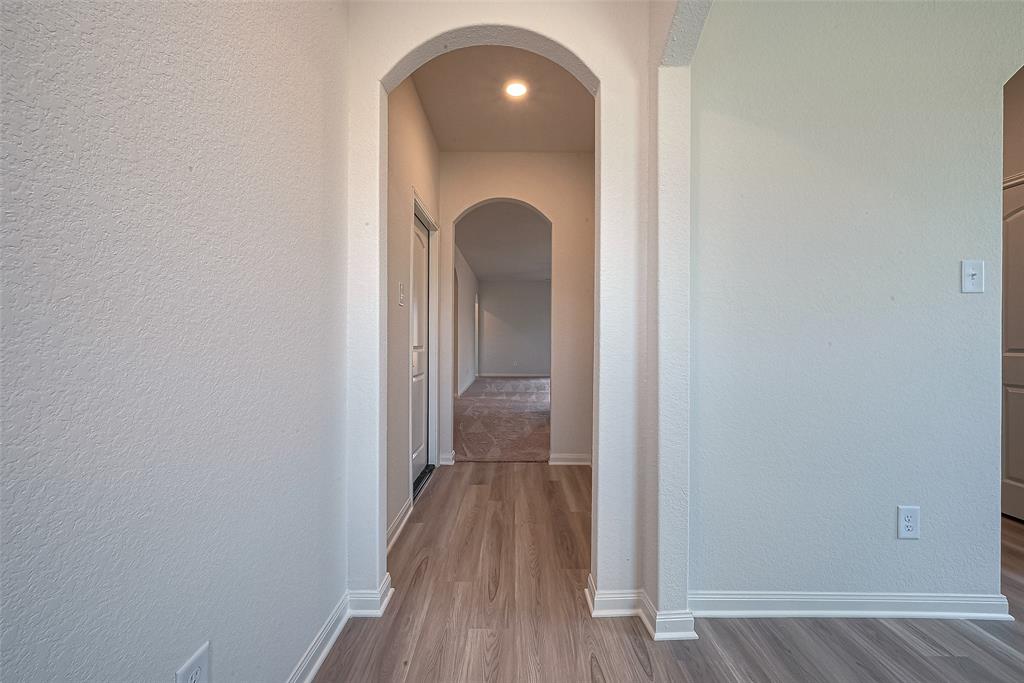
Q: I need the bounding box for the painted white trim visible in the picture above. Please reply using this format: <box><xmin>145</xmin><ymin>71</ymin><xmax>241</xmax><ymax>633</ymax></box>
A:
<box><xmin>440</xmin><ymin>449</ymin><xmax>455</xmax><ymax>466</ymax></box>
<box><xmin>639</xmin><ymin>592</ymin><xmax>698</xmax><ymax>641</ymax></box>
<box><xmin>457</xmin><ymin>374</ymin><xmax>477</xmax><ymax>396</ymax></box>
<box><xmin>585</xmin><ymin>574</ymin><xmax>640</xmax><ymax>616</ymax></box>
<box><xmin>549</xmin><ymin>452</ymin><xmax>591</xmax><ymax>466</ymax></box>
<box><xmin>285</xmin><ymin>593</ymin><xmax>350</xmax><ymax>683</ymax></box>
<box><xmin>1004</xmin><ymin>170</ymin><xmax>1024</xmax><ymax>190</ymax></box>
<box><xmin>348</xmin><ymin>573</ymin><xmax>394</xmax><ymax>616</ymax></box>
<box><xmin>386</xmin><ymin>496</ymin><xmax>413</xmax><ymax>553</ymax></box>
<box><xmin>476</xmin><ymin>373</ymin><xmax>550</xmax><ymax>378</ymax></box>
<box><xmin>688</xmin><ymin>591</ymin><xmax>1012</xmax><ymax>620</ymax></box>
<box><xmin>585</xmin><ymin>575</ymin><xmax>697</xmax><ymax>640</ymax></box>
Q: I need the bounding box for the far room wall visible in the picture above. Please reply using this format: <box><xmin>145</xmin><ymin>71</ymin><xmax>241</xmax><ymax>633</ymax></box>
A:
<box><xmin>478</xmin><ymin>279</ymin><xmax>552</xmax><ymax>376</ymax></box>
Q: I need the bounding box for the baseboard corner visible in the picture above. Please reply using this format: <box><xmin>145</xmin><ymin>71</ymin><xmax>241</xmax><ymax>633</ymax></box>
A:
<box><xmin>348</xmin><ymin>573</ymin><xmax>394</xmax><ymax>617</ymax></box>
<box><xmin>587</xmin><ymin>577</ymin><xmax>643</xmax><ymax>618</ymax></box>
<box><xmin>440</xmin><ymin>449</ymin><xmax>455</xmax><ymax>466</ymax></box>
<box><xmin>588</xmin><ymin>579</ymin><xmax>697</xmax><ymax>640</ymax></box>
<box><xmin>639</xmin><ymin>591</ymin><xmax>698</xmax><ymax>641</ymax></box>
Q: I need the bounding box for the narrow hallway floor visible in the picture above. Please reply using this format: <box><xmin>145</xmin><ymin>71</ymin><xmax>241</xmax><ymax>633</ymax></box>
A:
<box><xmin>454</xmin><ymin>377</ymin><xmax>550</xmax><ymax>462</ymax></box>
<box><xmin>316</xmin><ymin>463</ymin><xmax>1024</xmax><ymax>682</ymax></box>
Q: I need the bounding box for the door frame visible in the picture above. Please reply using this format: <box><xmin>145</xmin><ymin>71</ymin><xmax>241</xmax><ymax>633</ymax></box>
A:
<box><xmin>1003</xmin><ymin>172</ymin><xmax>1024</xmax><ymax>520</ymax></box>
<box><xmin>409</xmin><ymin>193</ymin><xmax>440</xmax><ymax>500</ymax></box>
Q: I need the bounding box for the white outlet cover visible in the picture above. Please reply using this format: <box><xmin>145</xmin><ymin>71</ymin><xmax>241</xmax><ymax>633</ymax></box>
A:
<box><xmin>897</xmin><ymin>505</ymin><xmax>920</xmax><ymax>540</ymax></box>
<box><xmin>176</xmin><ymin>641</ymin><xmax>210</xmax><ymax>683</ymax></box>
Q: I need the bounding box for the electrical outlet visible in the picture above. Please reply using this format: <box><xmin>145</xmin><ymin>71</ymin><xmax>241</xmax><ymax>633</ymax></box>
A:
<box><xmin>897</xmin><ymin>505</ymin><xmax>920</xmax><ymax>540</ymax></box>
<box><xmin>176</xmin><ymin>642</ymin><xmax>210</xmax><ymax>683</ymax></box>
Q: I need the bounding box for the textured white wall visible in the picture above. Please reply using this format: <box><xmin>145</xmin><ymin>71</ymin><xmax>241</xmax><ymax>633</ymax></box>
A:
<box><xmin>441</xmin><ymin>152</ymin><xmax>595</xmax><ymax>458</ymax></box>
<box><xmin>454</xmin><ymin>246</ymin><xmax>479</xmax><ymax>394</ymax></box>
<box><xmin>690</xmin><ymin>1</ymin><xmax>1024</xmax><ymax>595</ymax></box>
<box><xmin>0</xmin><ymin>2</ymin><xmax>348</xmax><ymax>681</ymax></box>
<box><xmin>478</xmin><ymin>280</ymin><xmax>552</xmax><ymax>376</ymax></box>
<box><xmin>385</xmin><ymin>78</ymin><xmax>440</xmax><ymax>532</ymax></box>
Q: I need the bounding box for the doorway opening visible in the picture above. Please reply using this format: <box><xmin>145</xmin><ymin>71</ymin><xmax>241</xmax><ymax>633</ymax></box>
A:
<box><xmin>382</xmin><ymin>40</ymin><xmax>596</xmax><ymax>560</ymax></box>
<box><xmin>454</xmin><ymin>199</ymin><xmax>553</xmax><ymax>462</ymax></box>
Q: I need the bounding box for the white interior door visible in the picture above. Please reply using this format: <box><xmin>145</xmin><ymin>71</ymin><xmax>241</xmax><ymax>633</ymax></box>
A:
<box><xmin>410</xmin><ymin>217</ymin><xmax>430</xmax><ymax>482</ymax></box>
<box><xmin>1004</xmin><ymin>181</ymin><xmax>1024</xmax><ymax>520</ymax></box>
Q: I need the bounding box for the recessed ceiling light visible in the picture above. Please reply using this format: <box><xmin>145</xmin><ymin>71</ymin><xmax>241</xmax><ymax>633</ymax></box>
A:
<box><xmin>505</xmin><ymin>81</ymin><xmax>527</xmax><ymax>98</ymax></box>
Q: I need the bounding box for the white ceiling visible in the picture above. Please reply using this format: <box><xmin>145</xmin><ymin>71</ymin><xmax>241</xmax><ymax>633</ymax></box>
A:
<box><xmin>455</xmin><ymin>201</ymin><xmax>551</xmax><ymax>281</ymax></box>
<box><xmin>410</xmin><ymin>45</ymin><xmax>595</xmax><ymax>152</ymax></box>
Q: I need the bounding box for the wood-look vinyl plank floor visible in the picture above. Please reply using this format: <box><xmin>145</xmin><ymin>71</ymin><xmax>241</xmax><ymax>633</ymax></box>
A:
<box><xmin>315</xmin><ymin>463</ymin><xmax>1024</xmax><ymax>682</ymax></box>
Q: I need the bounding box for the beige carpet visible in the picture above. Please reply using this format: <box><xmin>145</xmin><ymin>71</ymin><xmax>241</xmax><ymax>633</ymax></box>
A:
<box><xmin>453</xmin><ymin>377</ymin><xmax>550</xmax><ymax>462</ymax></box>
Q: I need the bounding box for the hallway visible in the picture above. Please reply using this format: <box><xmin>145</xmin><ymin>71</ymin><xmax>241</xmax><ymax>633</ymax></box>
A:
<box><xmin>454</xmin><ymin>378</ymin><xmax>551</xmax><ymax>462</ymax></box>
<box><xmin>316</xmin><ymin>462</ymin><xmax>1024</xmax><ymax>682</ymax></box>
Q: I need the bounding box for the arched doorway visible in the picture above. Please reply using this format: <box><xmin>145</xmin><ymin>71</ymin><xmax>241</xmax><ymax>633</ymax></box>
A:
<box><xmin>342</xmin><ymin>15</ymin><xmax>650</xmax><ymax>621</ymax></box>
<box><xmin>453</xmin><ymin>199</ymin><xmax>557</xmax><ymax>464</ymax></box>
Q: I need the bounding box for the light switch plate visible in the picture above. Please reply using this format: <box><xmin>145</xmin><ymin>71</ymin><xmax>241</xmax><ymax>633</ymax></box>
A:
<box><xmin>961</xmin><ymin>260</ymin><xmax>984</xmax><ymax>293</ymax></box>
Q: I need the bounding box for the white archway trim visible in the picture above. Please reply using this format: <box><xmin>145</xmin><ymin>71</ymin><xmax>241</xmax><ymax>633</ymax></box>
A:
<box><xmin>382</xmin><ymin>24</ymin><xmax>598</xmax><ymax>94</ymax></box>
<box><xmin>453</xmin><ymin>195</ymin><xmax>552</xmax><ymax>227</ymax></box>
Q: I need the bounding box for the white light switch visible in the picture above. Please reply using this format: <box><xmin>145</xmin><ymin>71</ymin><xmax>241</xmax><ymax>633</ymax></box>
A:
<box><xmin>961</xmin><ymin>260</ymin><xmax>984</xmax><ymax>293</ymax></box>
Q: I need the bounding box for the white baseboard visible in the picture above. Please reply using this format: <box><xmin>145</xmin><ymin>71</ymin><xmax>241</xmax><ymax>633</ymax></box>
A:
<box><xmin>639</xmin><ymin>592</ymin><xmax>698</xmax><ymax>640</ymax></box>
<box><xmin>349</xmin><ymin>573</ymin><xmax>394</xmax><ymax>616</ymax></box>
<box><xmin>287</xmin><ymin>576</ymin><xmax>396</xmax><ymax>683</ymax></box>
<box><xmin>387</xmin><ymin>497</ymin><xmax>413</xmax><ymax>553</ymax></box>
<box><xmin>477</xmin><ymin>373</ymin><xmax>550</xmax><ymax>378</ymax></box>
<box><xmin>585</xmin><ymin>573</ymin><xmax>640</xmax><ymax>616</ymax></box>
<box><xmin>285</xmin><ymin>593</ymin><xmax>350</xmax><ymax>683</ymax></box>
<box><xmin>458</xmin><ymin>375</ymin><xmax>476</xmax><ymax>396</ymax></box>
<box><xmin>549</xmin><ymin>452</ymin><xmax>591</xmax><ymax>466</ymax></box>
<box><xmin>688</xmin><ymin>590</ymin><xmax>1012</xmax><ymax>620</ymax></box>
<box><xmin>585</xmin><ymin>574</ymin><xmax>698</xmax><ymax>641</ymax></box>
<box><xmin>440</xmin><ymin>449</ymin><xmax>455</xmax><ymax>465</ymax></box>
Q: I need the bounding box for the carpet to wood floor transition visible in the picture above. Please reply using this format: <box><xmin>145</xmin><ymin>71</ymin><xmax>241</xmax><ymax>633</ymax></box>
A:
<box><xmin>454</xmin><ymin>377</ymin><xmax>550</xmax><ymax>462</ymax></box>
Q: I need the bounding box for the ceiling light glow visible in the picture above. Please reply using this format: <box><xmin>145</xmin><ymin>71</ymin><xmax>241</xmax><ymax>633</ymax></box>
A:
<box><xmin>505</xmin><ymin>81</ymin><xmax>528</xmax><ymax>97</ymax></box>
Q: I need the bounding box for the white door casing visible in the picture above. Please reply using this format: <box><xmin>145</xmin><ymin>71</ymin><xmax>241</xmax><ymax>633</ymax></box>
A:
<box><xmin>1004</xmin><ymin>177</ymin><xmax>1024</xmax><ymax>520</ymax></box>
<box><xmin>410</xmin><ymin>215</ymin><xmax>430</xmax><ymax>481</ymax></box>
